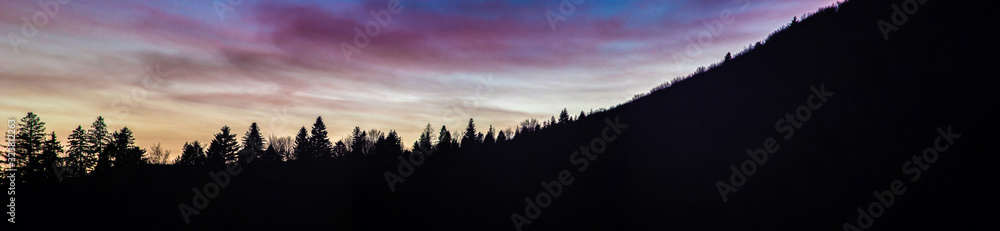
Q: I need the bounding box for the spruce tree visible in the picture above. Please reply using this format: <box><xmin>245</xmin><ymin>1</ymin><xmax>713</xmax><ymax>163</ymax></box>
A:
<box><xmin>496</xmin><ymin>129</ymin><xmax>507</xmax><ymax>143</ymax></box>
<box><xmin>177</xmin><ymin>141</ymin><xmax>205</xmax><ymax>165</ymax></box>
<box><xmin>414</xmin><ymin>124</ymin><xmax>434</xmax><ymax>154</ymax></box>
<box><xmin>39</xmin><ymin>132</ymin><xmax>62</xmax><ymax>181</ymax></box>
<box><xmin>559</xmin><ymin>108</ymin><xmax>570</xmax><ymax>124</ymax></box>
<box><xmin>350</xmin><ymin>127</ymin><xmax>366</xmax><ymax>158</ymax></box>
<box><xmin>437</xmin><ymin>125</ymin><xmax>453</xmax><ymax>152</ymax></box>
<box><xmin>109</xmin><ymin>127</ymin><xmax>145</xmax><ymax>168</ymax></box>
<box><xmin>460</xmin><ymin>118</ymin><xmax>479</xmax><ymax>149</ymax></box>
<box><xmin>293</xmin><ymin>126</ymin><xmax>311</xmax><ymax>160</ymax></box>
<box><xmin>66</xmin><ymin>126</ymin><xmax>90</xmax><ymax>176</ymax></box>
<box><xmin>240</xmin><ymin>122</ymin><xmax>265</xmax><ymax>163</ymax></box>
<box><xmin>207</xmin><ymin>126</ymin><xmax>238</xmax><ymax>165</ymax></box>
<box><xmin>310</xmin><ymin>117</ymin><xmax>333</xmax><ymax>159</ymax></box>
<box><xmin>15</xmin><ymin>112</ymin><xmax>46</xmax><ymax>174</ymax></box>
<box><xmin>89</xmin><ymin>116</ymin><xmax>111</xmax><ymax>173</ymax></box>
<box><xmin>483</xmin><ymin>125</ymin><xmax>495</xmax><ymax>145</ymax></box>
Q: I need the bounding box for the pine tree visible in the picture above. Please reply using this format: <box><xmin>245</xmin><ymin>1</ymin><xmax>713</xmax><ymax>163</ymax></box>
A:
<box><xmin>310</xmin><ymin>117</ymin><xmax>333</xmax><ymax>159</ymax></box>
<box><xmin>496</xmin><ymin>129</ymin><xmax>507</xmax><ymax>143</ymax></box>
<box><xmin>293</xmin><ymin>126</ymin><xmax>311</xmax><ymax>160</ymax></box>
<box><xmin>240</xmin><ymin>122</ymin><xmax>265</xmax><ymax>163</ymax></box>
<box><xmin>66</xmin><ymin>126</ymin><xmax>90</xmax><ymax>176</ymax></box>
<box><xmin>109</xmin><ymin>127</ymin><xmax>145</xmax><ymax>168</ymax></box>
<box><xmin>461</xmin><ymin>118</ymin><xmax>479</xmax><ymax>149</ymax></box>
<box><xmin>261</xmin><ymin>144</ymin><xmax>280</xmax><ymax>163</ymax></box>
<box><xmin>206</xmin><ymin>126</ymin><xmax>239</xmax><ymax>165</ymax></box>
<box><xmin>437</xmin><ymin>125</ymin><xmax>453</xmax><ymax>152</ymax></box>
<box><xmin>384</xmin><ymin>130</ymin><xmax>403</xmax><ymax>156</ymax></box>
<box><xmin>350</xmin><ymin>127</ymin><xmax>366</xmax><ymax>158</ymax></box>
<box><xmin>89</xmin><ymin>116</ymin><xmax>111</xmax><ymax>173</ymax></box>
<box><xmin>177</xmin><ymin>141</ymin><xmax>205</xmax><ymax>165</ymax></box>
<box><xmin>333</xmin><ymin>140</ymin><xmax>349</xmax><ymax>158</ymax></box>
<box><xmin>483</xmin><ymin>125</ymin><xmax>495</xmax><ymax>145</ymax></box>
<box><xmin>414</xmin><ymin>124</ymin><xmax>434</xmax><ymax>153</ymax></box>
<box><xmin>15</xmin><ymin>112</ymin><xmax>46</xmax><ymax>176</ymax></box>
<box><xmin>39</xmin><ymin>132</ymin><xmax>62</xmax><ymax>182</ymax></box>
<box><xmin>579</xmin><ymin>111</ymin><xmax>586</xmax><ymax>121</ymax></box>
<box><xmin>559</xmin><ymin>108</ymin><xmax>570</xmax><ymax>124</ymax></box>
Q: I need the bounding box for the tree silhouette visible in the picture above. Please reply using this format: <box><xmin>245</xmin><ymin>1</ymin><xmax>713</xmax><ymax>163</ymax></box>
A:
<box><xmin>145</xmin><ymin>142</ymin><xmax>171</xmax><ymax>165</ymax></box>
<box><xmin>66</xmin><ymin>126</ymin><xmax>91</xmax><ymax>176</ymax></box>
<box><xmin>176</xmin><ymin>141</ymin><xmax>205</xmax><ymax>165</ymax></box>
<box><xmin>109</xmin><ymin>127</ymin><xmax>145</xmax><ymax>168</ymax></box>
<box><xmin>310</xmin><ymin>117</ymin><xmax>333</xmax><ymax>159</ymax></box>
<box><xmin>413</xmin><ymin>123</ymin><xmax>435</xmax><ymax>153</ymax></box>
<box><xmin>39</xmin><ymin>132</ymin><xmax>62</xmax><ymax>182</ymax></box>
<box><xmin>268</xmin><ymin>135</ymin><xmax>294</xmax><ymax>161</ymax></box>
<box><xmin>333</xmin><ymin>140</ymin><xmax>349</xmax><ymax>158</ymax></box>
<box><xmin>350</xmin><ymin>126</ymin><xmax>367</xmax><ymax>159</ymax></box>
<box><xmin>15</xmin><ymin>112</ymin><xmax>46</xmax><ymax>179</ymax></box>
<box><xmin>483</xmin><ymin>125</ymin><xmax>495</xmax><ymax>146</ymax></box>
<box><xmin>240</xmin><ymin>122</ymin><xmax>265</xmax><ymax>163</ymax></box>
<box><xmin>206</xmin><ymin>126</ymin><xmax>239</xmax><ymax>165</ymax></box>
<box><xmin>579</xmin><ymin>111</ymin><xmax>586</xmax><ymax>120</ymax></box>
<box><xmin>461</xmin><ymin>118</ymin><xmax>480</xmax><ymax>149</ymax></box>
<box><xmin>559</xmin><ymin>108</ymin><xmax>570</xmax><ymax>124</ymax></box>
<box><xmin>437</xmin><ymin>125</ymin><xmax>454</xmax><ymax>152</ymax></box>
<box><xmin>294</xmin><ymin>126</ymin><xmax>312</xmax><ymax>160</ymax></box>
<box><xmin>725</xmin><ymin>52</ymin><xmax>732</xmax><ymax>62</ymax></box>
<box><xmin>383</xmin><ymin>130</ymin><xmax>403</xmax><ymax>156</ymax></box>
<box><xmin>366</xmin><ymin>129</ymin><xmax>384</xmax><ymax>156</ymax></box>
<box><xmin>496</xmin><ymin>129</ymin><xmax>507</xmax><ymax>144</ymax></box>
<box><xmin>261</xmin><ymin>144</ymin><xmax>280</xmax><ymax>163</ymax></box>
<box><xmin>89</xmin><ymin>116</ymin><xmax>111</xmax><ymax>173</ymax></box>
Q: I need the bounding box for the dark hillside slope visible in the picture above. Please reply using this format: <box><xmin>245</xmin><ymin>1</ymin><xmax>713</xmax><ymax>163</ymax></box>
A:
<box><xmin>14</xmin><ymin>0</ymin><xmax>999</xmax><ymax>230</ymax></box>
<box><xmin>405</xmin><ymin>0</ymin><xmax>1000</xmax><ymax>230</ymax></box>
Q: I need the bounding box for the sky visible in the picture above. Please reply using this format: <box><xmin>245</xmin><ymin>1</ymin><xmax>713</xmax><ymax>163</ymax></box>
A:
<box><xmin>0</xmin><ymin>0</ymin><xmax>842</xmax><ymax>156</ymax></box>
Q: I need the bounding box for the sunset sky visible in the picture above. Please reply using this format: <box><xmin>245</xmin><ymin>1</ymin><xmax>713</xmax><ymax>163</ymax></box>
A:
<box><xmin>0</xmin><ymin>0</ymin><xmax>841</xmax><ymax>155</ymax></box>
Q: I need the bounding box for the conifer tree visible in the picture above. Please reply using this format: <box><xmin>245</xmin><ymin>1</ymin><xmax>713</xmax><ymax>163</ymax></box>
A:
<box><xmin>559</xmin><ymin>108</ymin><xmax>570</xmax><ymax>124</ymax></box>
<box><xmin>240</xmin><ymin>122</ymin><xmax>265</xmax><ymax>163</ymax></box>
<box><xmin>206</xmin><ymin>126</ymin><xmax>239</xmax><ymax>165</ymax></box>
<box><xmin>461</xmin><ymin>118</ymin><xmax>479</xmax><ymax>149</ymax></box>
<box><xmin>437</xmin><ymin>125</ymin><xmax>453</xmax><ymax>152</ymax></box>
<box><xmin>310</xmin><ymin>117</ymin><xmax>333</xmax><ymax>159</ymax></box>
<box><xmin>483</xmin><ymin>125</ymin><xmax>495</xmax><ymax>145</ymax></box>
<box><xmin>66</xmin><ymin>126</ymin><xmax>91</xmax><ymax>176</ymax></box>
<box><xmin>293</xmin><ymin>126</ymin><xmax>311</xmax><ymax>160</ymax></box>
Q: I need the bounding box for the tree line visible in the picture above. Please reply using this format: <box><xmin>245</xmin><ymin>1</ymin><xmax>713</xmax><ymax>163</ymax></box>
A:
<box><xmin>1</xmin><ymin>108</ymin><xmax>593</xmax><ymax>183</ymax></box>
